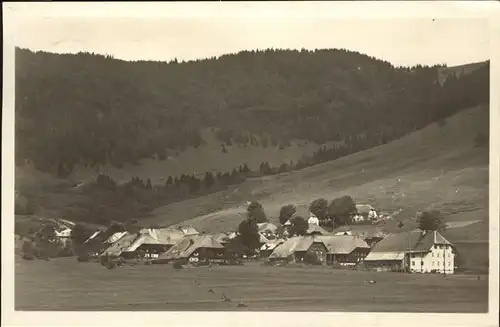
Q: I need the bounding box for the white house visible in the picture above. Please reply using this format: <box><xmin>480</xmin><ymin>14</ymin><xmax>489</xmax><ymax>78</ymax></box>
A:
<box><xmin>308</xmin><ymin>214</ymin><xmax>320</xmax><ymax>226</ymax></box>
<box><xmin>364</xmin><ymin>230</ymin><xmax>455</xmax><ymax>274</ymax></box>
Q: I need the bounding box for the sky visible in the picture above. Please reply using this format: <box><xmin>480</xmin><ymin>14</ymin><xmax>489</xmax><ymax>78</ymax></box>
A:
<box><xmin>12</xmin><ymin>10</ymin><xmax>491</xmax><ymax>67</ymax></box>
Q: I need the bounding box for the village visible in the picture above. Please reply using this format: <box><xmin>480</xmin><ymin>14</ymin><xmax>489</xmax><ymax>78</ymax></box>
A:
<box><xmin>18</xmin><ymin>199</ymin><xmax>458</xmax><ymax>276</ymax></box>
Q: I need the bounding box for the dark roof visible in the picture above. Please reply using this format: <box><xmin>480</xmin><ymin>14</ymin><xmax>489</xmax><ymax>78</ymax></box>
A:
<box><xmin>370</xmin><ymin>230</ymin><xmax>452</xmax><ymax>254</ymax></box>
<box><xmin>305</xmin><ymin>224</ymin><xmax>329</xmax><ymax>235</ymax></box>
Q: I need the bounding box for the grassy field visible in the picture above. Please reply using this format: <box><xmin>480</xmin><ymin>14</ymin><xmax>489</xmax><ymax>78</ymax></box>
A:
<box><xmin>15</xmin><ymin>257</ymin><xmax>488</xmax><ymax>312</ymax></box>
<box><xmin>46</xmin><ymin>129</ymin><xmax>327</xmax><ymax>186</ymax></box>
<box><xmin>15</xmin><ymin>105</ymin><xmax>489</xmax><ymax>238</ymax></box>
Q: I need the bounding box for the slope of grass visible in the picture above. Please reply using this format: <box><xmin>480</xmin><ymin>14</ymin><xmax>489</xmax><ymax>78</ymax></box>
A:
<box><xmin>15</xmin><ymin>258</ymin><xmax>488</xmax><ymax>312</ymax></box>
<box><xmin>61</xmin><ymin>130</ymin><xmax>327</xmax><ymax>185</ymax></box>
<box><xmin>140</xmin><ymin>105</ymin><xmax>489</xmax><ymax>241</ymax></box>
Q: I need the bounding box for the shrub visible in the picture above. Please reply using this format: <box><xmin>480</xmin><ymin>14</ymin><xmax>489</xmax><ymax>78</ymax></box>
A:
<box><xmin>309</xmin><ymin>198</ymin><xmax>329</xmax><ymax>220</ymax></box>
<box><xmin>247</xmin><ymin>201</ymin><xmax>268</xmax><ymax>223</ymax></box>
<box><xmin>279</xmin><ymin>204</ymin><xmax>296</xmax><ymax>225</ymax></box>
<box><xmin>289</xmin><ymin>216</ymin><xmax>308</xmax><ymax>236</ymax></box>
<box><xmin>417</xmin><ymin>210</ymin><xmax>447</xmax><ymax>231</ymax></box>
<box><xmin>328</xmin><ymin>195</ymin><xmax>356</xmax><ymax>227</ymax></box>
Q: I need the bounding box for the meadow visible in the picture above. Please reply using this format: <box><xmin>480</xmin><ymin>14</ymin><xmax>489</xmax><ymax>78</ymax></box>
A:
<box><xmin>15</xmin><ymin>257</ymin><xmax>488</xmax><ymax>312</ymax></box>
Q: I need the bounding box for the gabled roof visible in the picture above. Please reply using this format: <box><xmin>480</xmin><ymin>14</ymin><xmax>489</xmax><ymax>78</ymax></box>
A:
<box><xmin>100</xmin><ymin>232</ymin><xmax>138</xmax><ymax>257</ymax></box>
<box><xmin>332</xmin><ymin>225</ymin><xmax>387</xmax><ymax>239</ymax></box>
<box><xmin>153</xmin><ymin>234</ymin><xmax>224</xmax><ymax>261</ymax></box>
<box><xmin>178</xmin><ymin>226</ymin><xmax>200</xmax><ymax>236</ymax></box>
<box><xmin>84</xmin><ymin>230</ymin><xmax>102</xmax><ymax>244</ymax></box>
<box><xmin>364</xmin><ymin>251</ymin><xmax>405</xmax><ymax>261</ymax></box>
<box><xmin>143</xmin><ymin>227</ymin><xmax>199</xmax><ymax>244</ymax></box>
<box><xmin>259</xmin><ymin>232</ymin><xmax>270</xmax><ymax>243</ymax></box>
<box><xmin>306</xmin><ymin>224</ymin><xmax>329</xmax><ymax>235</ymax></box>
<box><xmin>369</xmin><ymin>230</ymin><xmax>452</xmax><ymax>255</ymax></box>
<box><xmin>268</xmin><ymin>236</ymin><xmax>323</xmax><ymax>259</ymax></box>
<box><xmin>123</xmin><ymin>227</ymin><xmax>201</xmax><ymax>252</ymax></box>
<box><xmin>316</xmin><ymin>235</ymin><xmax>370</xmax><ymax>254</ymax></box>
<box><xmin>123</xmin><ymin>234</ymin><xmax>160</xmax><ymax>252</ymax></box>
<box><xmin>105</xmin><ymin>231</ymin><xmax>128</xmax><ymax>244</ymax></box>
<box><xmin>260</xmin><ymin>239</ymin><xmax>285</xmax><ymax>251</ymax></box>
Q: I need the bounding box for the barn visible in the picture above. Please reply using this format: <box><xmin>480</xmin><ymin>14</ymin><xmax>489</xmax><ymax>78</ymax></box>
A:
<box><xmin>268</xmin><ymin>236</ymin><xmax>328</xmax><ymax>265</ymax></box>
<box><xmin>318</xmin><ymin>235</ymin><xmax>371</xmax><ymax>266</ymax></box>
<box><xmin>151</xmin><ymin>234</ymin><xmax>225</xmax><ymax>264</ymax></box>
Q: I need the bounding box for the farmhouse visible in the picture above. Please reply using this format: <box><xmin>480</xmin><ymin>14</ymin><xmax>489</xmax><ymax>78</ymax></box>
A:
<box><xmin>152</xmin><ymin>234</ymin><xmax>225</xmax><ymax>264</ymax></box>
<box><xmin>363</xmin><ymin>230</ymin><xmax>455</xmax><ymax>274</ymax></box>
<box><xmin>83</xmin><ymin>224</ymin><xmax>129</xmax><ymax>252</ymax></box>
<box><xmin>268</xmin><ymin>236</ymin><xmax>328</xmax><ymax>265</ymax></box>
<box><xmin>100</xmin><ymin>232</ymin><xmax>138</xmax><ymax>257</ymax></box>
<box><xmin>333</xmin><ymin>225</ymin><xmax>387</xmax><ymax>247</ymax></box>
<box><xmin>318</xmin><ymin>235</ymin><xmax>371</xmax><ymax>266</ymax></box>
<box><xmin>109</xmin><ymin>227</ymin><xmax>200</xmax><ymax>259</ymax></box>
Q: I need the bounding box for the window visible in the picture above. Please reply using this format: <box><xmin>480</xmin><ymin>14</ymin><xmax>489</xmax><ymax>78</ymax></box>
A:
<box><xmin>432</xmin><ymin>261</ymin><xmax>434</xmax><ymax>266</ymax></box>
<box><xmin>412</xmin><ymin>261</ymin><xmax>416</xmax><ymax>266</ymax></box>
<box><xmin>437</xmin><ymin>253</ymin><xmax>440</xmax><ymax>257</ymax></box>
<box><xmin>432</xmin><ymin>253</ymin><xmax>434</xmax><ymax>257</ymax></box>
<box><xmin>437</xmin><ymin>261</ymin><xmax>440</xmax><ymax>266</ymax></box>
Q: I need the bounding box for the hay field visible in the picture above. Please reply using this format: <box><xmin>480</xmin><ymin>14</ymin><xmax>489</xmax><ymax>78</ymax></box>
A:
<box><xmin>15</xmin><ymin>257</ymin><xmax>488</xmax><ymax>312</ymax></box>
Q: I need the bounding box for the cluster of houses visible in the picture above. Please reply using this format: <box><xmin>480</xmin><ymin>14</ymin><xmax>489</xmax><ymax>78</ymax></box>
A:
<box><xmin>76</xmin><ymin>206</ymin><xmax>456</xmax><ymax>274</ymax></box>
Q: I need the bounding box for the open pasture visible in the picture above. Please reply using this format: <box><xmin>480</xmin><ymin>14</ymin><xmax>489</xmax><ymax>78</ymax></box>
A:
<box><xmin>15</xmin><ymin>257</ymin><xmax>488</xmax><ymax>312</ymax></box>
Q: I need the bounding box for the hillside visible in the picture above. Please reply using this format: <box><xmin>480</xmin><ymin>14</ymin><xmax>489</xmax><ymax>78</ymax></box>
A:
<box><xmin>15</xmin><ymin>47</ymin><xmax>488</xmax><ymax>182</ymax></box>
<box><xmin>437</xmin><ymin>62</ymin><xmax>488</xmax><ymax>86</ymax></box>
<box><xmin>140</xmin><ymin>105</ymin><xmax>489</xmax><ymax>243</ymax></box>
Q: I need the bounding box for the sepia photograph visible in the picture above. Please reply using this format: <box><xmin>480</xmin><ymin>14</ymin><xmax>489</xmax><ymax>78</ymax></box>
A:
<box><xmin>2</xmin><ymin>2</ymin><xmax>499</xmax><ymax>327</ymax></box>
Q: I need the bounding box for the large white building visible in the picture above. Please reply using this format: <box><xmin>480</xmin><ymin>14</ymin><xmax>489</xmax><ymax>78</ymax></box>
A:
<box><xmin>364</xmin><ymin>230</ymin><xmax>455</xmax><ymax>274</ymax></box>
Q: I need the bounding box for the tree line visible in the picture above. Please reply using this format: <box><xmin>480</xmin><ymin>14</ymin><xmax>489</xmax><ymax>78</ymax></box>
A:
<box><xmin>229</xmin><ymin>196</ymin><xmax>448</xmax><ymax>256</ymax></box>
<box><xmin>15</xmin><ymin>47</ymin><xmax>489</xmax><ymax>178</ymax></box>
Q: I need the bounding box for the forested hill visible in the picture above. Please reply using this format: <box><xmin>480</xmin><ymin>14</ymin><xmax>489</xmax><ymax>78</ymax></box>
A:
<box><xmin>15</xmin><ymin>47</ymin><xmax>489</xmax><ymax>179</ymax></box>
